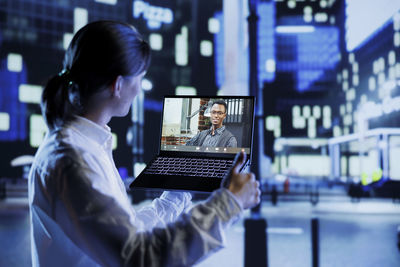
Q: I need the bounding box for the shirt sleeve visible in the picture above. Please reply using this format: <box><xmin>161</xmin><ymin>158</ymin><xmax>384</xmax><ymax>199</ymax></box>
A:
<box><xmin>227</xmin><ymin>136</ymin><xmax>238</xmax><ymax>147</ymax></box>
<box><xmin>48</xmin><ymin>152</ymin><xmax>242</xmax><ymax>267</ymax></box>
<box><xmin>135</xmin><ymin>191</ymin><xmax>193</xmax><ymax>231</ymax></box>
<box><xmin>185</xmin><ymin>132</ymin><xmax>200</xmax><ymax>146</ymax></box>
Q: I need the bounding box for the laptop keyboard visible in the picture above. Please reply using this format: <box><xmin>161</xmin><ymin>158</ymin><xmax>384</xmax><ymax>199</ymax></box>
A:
<box><xmin>143</xmin><ymin>157</ymin><xmax>234</xmax><ymax>178</ymax></box>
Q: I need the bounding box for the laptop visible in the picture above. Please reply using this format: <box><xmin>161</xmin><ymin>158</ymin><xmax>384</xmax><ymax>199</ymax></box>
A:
<box><xmin>130</xmin><ymin>96</ymin><xmax>255</xmax><ymax>192</ymax></box>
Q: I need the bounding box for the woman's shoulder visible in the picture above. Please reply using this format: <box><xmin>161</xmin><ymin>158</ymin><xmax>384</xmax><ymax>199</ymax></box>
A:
<box><xmin>33</xmin><ymin>129</ymin><xmax>99</xmax><ymax>173</ymax></box>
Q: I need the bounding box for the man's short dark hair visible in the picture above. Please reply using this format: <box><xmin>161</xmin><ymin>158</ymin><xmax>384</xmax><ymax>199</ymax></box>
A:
<box><xmin>211</xmin><ymin>100</ymin><xmax>227</xmax><ymax>113</ymax></box>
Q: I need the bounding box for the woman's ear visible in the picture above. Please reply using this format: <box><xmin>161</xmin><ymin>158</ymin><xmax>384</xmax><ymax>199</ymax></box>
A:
<box><xmin>111</xmin><ymin>75</ymin><xmax>124</xmax><ymax>98</ymax></box>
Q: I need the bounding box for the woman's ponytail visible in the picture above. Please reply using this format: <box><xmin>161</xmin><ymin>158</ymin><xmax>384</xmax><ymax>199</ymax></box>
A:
<box><xmin>41</xmin><ymin>70</ymin><xmax>83</xmax><ymax>130</ymax></box>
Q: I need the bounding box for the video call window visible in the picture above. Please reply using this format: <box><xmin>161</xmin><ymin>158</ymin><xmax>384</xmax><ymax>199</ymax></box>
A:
<box><xmin>160</xmin><ymin>97</ymin><xmax>254</xmax><ymax>154</ymax></box>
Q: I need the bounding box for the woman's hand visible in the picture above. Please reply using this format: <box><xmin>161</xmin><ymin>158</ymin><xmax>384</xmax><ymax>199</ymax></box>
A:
<box><xmin>222</xmin><ymin>152</ymin><xmax>261</xmax><ymax>209</ymax></box>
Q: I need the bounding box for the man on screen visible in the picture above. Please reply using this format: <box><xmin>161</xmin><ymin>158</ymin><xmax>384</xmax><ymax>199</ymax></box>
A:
<box><xmin>186</xmin><ymin>100</ymin><xmax>237</xmax><ymax>147</ymax></box>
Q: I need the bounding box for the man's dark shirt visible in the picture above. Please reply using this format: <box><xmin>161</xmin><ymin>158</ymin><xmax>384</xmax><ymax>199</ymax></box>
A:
<box><xmin>186</xmin><ymin>126</ymin><xmax>237</xmax><ymax>147</ymax></box>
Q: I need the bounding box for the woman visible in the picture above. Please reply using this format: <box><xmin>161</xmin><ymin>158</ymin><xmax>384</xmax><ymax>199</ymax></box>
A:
<box><xmin>29</xmin><ymin>20</ymin><xmax>260</xmax><ymax>267</ymax></box>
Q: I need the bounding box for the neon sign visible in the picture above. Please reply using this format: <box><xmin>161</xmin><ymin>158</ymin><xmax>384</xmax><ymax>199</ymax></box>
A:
<box><xmin>133</xmin><ymin>0</ymin><xmax>173</xmax><ymax>29</ymax></box>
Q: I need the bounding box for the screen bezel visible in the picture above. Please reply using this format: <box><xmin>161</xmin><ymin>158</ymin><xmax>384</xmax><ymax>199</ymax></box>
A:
<box><xmin>158</xmin><ymin>95</ymin><xmax>255</xmax><ymax>161</ymax></box>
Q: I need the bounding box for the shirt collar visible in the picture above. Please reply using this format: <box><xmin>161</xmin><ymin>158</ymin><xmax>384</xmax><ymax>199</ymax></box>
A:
<box><xmin>69</xmin><ymin>116</ymin><xmax>112</xmax><ymax>147</ymax></box>
<box><xmin>209</xmin><ymin>125</ymin><xmax>225</xmax><ymax>135</ymax></box>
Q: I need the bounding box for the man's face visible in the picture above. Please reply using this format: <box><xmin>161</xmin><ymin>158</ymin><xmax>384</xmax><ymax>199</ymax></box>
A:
<box><xmin>210</xmin><ymin>104</ymin><xmax>226</xmax><ymax>128</ymax></box>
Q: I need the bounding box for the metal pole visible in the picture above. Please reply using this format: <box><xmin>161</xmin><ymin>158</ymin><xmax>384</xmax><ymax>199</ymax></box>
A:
<box><xmin>244</xmin><ymin>1</ymin><xmax>268</xmax><ymax>267</ymax></box>
<box><xmin>397</xmin><ymin>225</ymin><xmax>400</xmax><ymax>252</ymax></box>
<box><xmin>311</xmin><ymin>217</ymin><xmax>320</xmax><ymax>267</ymax></box>
<box><xmin>248</xmin><ymin>0</ymin><xmax>261</xmax><ymax>214</ymax></box>
<box><xmin>244</xmin><ymin>218</ymin><xmax>268</xmax><ymax>267</ymax></box>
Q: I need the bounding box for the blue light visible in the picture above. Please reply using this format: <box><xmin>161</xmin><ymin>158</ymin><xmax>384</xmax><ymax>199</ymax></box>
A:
<box><xmin>132</xmin><ymin>0</ymin><xmax>173</xmax><ymax>30</ymax></box>
<box><xmin>144</xmin><ymin>98</ymin><xmax>163</xmax><ymax>112</ymax></box>
<box><xmin>297</xmin><ymin>26</ymin><xmax>340</xmax><ymax>91</ymax></box>
<box><xmin>258</xmin><ymin>2</ymin><xmax>276</xmax><ymax>83</ymax></box>
<box><xmin>277</xmin><ymin>26</ymin><xmax>340</xmax><ymax>92</ymax></box>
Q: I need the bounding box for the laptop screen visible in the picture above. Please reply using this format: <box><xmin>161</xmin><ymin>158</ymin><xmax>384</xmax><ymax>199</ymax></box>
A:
<box><xmin>160</xmin><ymin>96</ymin><xmax>254</xmax><ymax>155</ymax></box>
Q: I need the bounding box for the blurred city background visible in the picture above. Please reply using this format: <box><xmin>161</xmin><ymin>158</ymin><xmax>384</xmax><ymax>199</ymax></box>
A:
<box><xmin>0</xmin><ymin>0</ymin><xmax>400</xmax><ymax>266</ymax></box>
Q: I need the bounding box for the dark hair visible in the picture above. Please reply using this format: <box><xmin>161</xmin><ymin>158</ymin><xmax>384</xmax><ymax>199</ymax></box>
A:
<box><xmin>41</xmin><ymin>20</ymin><xmax>151</xmax><ymax>130</ymax></box>
<box><xmin>211</xmin><ymin>100</ymin><xmax>227</xmax><ymax>113</ymax></box>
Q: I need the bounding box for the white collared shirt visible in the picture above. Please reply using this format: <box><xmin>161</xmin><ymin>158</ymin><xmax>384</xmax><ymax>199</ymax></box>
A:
<box><xmin>29</xmin><ymin>116</ymin><xmax>242</xmax><ymax>267</ymax></box>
